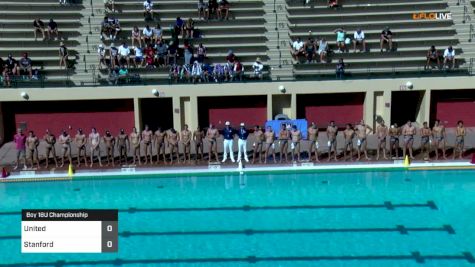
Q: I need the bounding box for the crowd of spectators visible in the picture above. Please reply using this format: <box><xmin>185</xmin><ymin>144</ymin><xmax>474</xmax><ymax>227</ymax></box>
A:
<box><xmin>1</xmin><ymin>53</ymin><xmax>41</xmax><ymax>87</ymax></box>
<box><xmin>98</xmin><ymin>0</ymin><xmax>265</xmax><ymax>84</ymax></box>
<box><xmin>290</xmin><ymin>25</ymin><xmax>458</xmax><ymax>74</ymax></box>
<box><xmin>33</xmin><ymin>18</ymin><xmax>60</xmax><ymax>41</ymax></box>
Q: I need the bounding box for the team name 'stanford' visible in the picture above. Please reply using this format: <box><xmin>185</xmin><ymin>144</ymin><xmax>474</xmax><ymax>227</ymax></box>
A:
<box><xmin>23</xmin><ymin>241</ymin><xmax>54</xmax><ymax>247</ymax></box>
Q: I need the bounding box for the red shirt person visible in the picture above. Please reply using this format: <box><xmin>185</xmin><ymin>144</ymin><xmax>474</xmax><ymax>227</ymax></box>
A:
<box><xmin>13</xmin><ymin>128</ymin><xmax>27</xmax><ymax>170</ymax></box>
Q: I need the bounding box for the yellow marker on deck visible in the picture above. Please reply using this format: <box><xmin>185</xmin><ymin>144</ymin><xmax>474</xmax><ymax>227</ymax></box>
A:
<box><xmin>68</xmin><ymin>164</ymin><xmax>74</xmax><ymax>176</ymax></box>
<box><xmin>403</xmin><ymin>155</ymin><xmax>410</xmax><ymax>167</ymax></box>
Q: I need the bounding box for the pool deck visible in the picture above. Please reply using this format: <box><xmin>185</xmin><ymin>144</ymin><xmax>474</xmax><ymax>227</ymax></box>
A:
<box><xmin>1</xmin><ymin>159</ymin><xmax>474</xmax><ymax>182</ymax></box>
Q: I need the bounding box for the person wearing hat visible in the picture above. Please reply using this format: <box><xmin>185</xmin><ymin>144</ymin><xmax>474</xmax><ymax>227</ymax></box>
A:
<box><xmin>222</xmin><ymin>121</ymin><xmax>235</xmax><ymax>162</ymax></box>
<box><xmin>252</xmin><ymin>57</ymin><xmax>264</xmax><ymax>80</ymax></box>
<box><xmin>237</xmin><ymin>122</ymin><xmax>249</xmax><ymax>162</ymax></box>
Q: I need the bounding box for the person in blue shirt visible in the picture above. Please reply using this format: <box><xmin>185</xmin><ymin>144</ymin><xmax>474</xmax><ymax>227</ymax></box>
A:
<box><xmin>222</xmin><ymin>121</ymin><xmax>235</xmax><ymax>162</ymax></box>
<box><xmin>236</xmin><ymin>122</ymin><xmax>249</xmax><ymax>162</ymax></box>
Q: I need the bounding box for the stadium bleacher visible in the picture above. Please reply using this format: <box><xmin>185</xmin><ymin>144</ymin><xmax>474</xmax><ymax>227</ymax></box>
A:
<box><xmin>0</xmin><ymin>0</ymin><xmax>473</xmax><ymax>87</ymax></box>
<box><xmin>0</xmin><ymin>0</ymin><xmax>83</xmax><ymax>86</ymax></box>
<box><xmin>287</xmin><ymin>0</ymin><xmax>467</xmax><ymax>78</ymax></box>
<box><xmin>96</xmin><ymin>0</ymin><xmax>269</xmax><ymax>84</ymax></box>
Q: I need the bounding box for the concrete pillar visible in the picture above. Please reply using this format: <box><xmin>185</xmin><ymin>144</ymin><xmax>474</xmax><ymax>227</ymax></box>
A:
<box><xmin>290</xmin><ymin>93</ymin><xmax>297</xmax><ymax>119</ymax></box>
<box><xmin>417</xmin><ymin>89</ymin><xmax>431</xmax><ymax>124</ymax></box>
<box><xmin>383</xmin><ymin>90</ymin><xmax>392</xmax><ymax>125</ymax></box>
<box><xmin>133</xmin><ymin>98</ymin><xmax>142</xmax><ymax>130</ymax></box>
<box><xmin>363</xmin><ymin>91</ymin><xmax>374</xmax><ymax>127</ymax></box>
<box><xmin>267</xmin><ymin>94</ymin><xmax>273</xmax><ymax>121</ymax></box>
<box><xmin>189</xmin><ymin>96</ymin><xmax>199</xmax><ymax>129</ymax></box>
<box><xmin>172</xmin><ymin>96</ymin><xmax>181</xmax><ymax>131</ymax></box>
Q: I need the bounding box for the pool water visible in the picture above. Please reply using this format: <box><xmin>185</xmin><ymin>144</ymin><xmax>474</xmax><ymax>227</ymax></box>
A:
<box><xmin>1</xmin><ymin>170</ymin><xmax>475</xmax><ymax>267</ymax></box>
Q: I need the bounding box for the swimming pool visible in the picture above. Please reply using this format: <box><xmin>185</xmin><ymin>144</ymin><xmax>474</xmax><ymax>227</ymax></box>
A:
<box><xmin>1</xmin><ymin>169</ymin><xmax>475</xmax><ymax>266</ymax></box>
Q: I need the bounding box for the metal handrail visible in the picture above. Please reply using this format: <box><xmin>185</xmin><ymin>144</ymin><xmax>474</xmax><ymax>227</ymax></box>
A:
<box><xmin>469</xmin><ymin>23</ymin><xmax>474</xmax><ymax>42</ymax></box>
<box><xmin>463</xmin><ymin>5</ymin><xmax>471</xmax><ymax>23</ymax></box>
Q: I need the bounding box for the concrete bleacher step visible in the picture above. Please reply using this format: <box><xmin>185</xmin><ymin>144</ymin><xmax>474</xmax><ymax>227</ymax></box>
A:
<box><xmin>287</xmin><ymin>1</ymin><xmax>448</xmax><ymax>13</ymax></box>
<box><xmin>288</xmin><ymin>9</ymin><xmax>450</xmax><ymax>23</ymax></box>
<box><xmin>289</xmin><ymin>27</ymin><xmax>457</xmax><ymax>39</ymax></box>
<box><xmin>289</xmin><ymin>20</ymin><xmax>455</xmax><ymax>31</ymax></box>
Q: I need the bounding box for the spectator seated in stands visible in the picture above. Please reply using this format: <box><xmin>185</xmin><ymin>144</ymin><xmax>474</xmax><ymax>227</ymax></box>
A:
<box><xmin>183</xmin><ymin>40</ymin><xmax>194</xmax><ymax>65</ymax></box>
<box><xmin>31</xmin><ymin>68</ymin><xmax>41</xmax><ymax>80</ymax></box>
<box><xmin>153</xmin><ymin>24</ymin><xmax>163</xmax><ymax>43</ymax></box>
<box><xmin>19</xmin><ymin>53</ymin><xmax>33</xmax><ymax>79</ymax></box>
<box><xmin>108</xmin><ymin>66</ymin><xmax>119</xmax><ymax>85</ymax></box>
<box><xmin>108</xmin><ymin>17</ymin><xmax>121</xmax><ymax>41</ymax></box>
<box><xmin>217</xmin><ymin>0</ymin><xmax>230</xmax><ymax>20</ymax></box>
<box><xmin>118</xmin><ymin>65</ymin><xmax>128</xmax><ymax>79</ymax></box>
<box><xmin>131</xmin><ymin>26</ymin><xmax>142</xmax><ymax>47</ymax></box>
<box><xmin>334</xmin><ymin>28</ymin><xmax>346</xmax><ymax>53</ymax></box>
<box><xmin>118</xmin><ymin>42</ymin><xmax>131</xmax><ymax>67</ymax></box>
<box><xmin>142</xmin><ymin>25</ymin><xmax>153</xmax><ymax>45</ymax></box>
<box><xmin>167</xmin><ymin>41</ymin><xmax>177</xmax><ymax>65</ymax></box>
<box><xmin>180</xmin><ymin>64</ymin><xmax>192</xmax><ymax>82</ymax></box>
<box><xmin>443</xmin><ymin>46</ymin><xmax>455</xmax><ymax>69</ymax></box>
<box><xmin>33</xmin><ymin>18</ymin><xmax>46</xmax><ymax>41</ymax></box>
<box><xmin>233</xmin><ymin>59</ymin><xmax>243</xmax><ymax>81</ymax></box>
<box><xmin>290</xmin><ymin>37</ymin><xmax>304</xmax><ymax>61</ymax></box>
<box><xmin>328</xmin><ymin>0</ymin><xmax>339</xmax><ymax>8</ymax></box>
<box><xmin>144</xmin><ymin>44</ymin><xmax>156</xmax><ymax>68</ymax></box>
<box><xmin>48</xmin><ymin>19</ymin><xmax>59</xmax><ymax>40</ymax></box>
<box><xmin>192</xmin><ymin>61</ymin><xmax>203</xmax><ymax>83</ymax></box>
<box><xmin>197</xmin><ymin>43</ymin><xmax>207</xmax><ymax>63</ymax></box>
<box><xmin>226</xmin><ymin>49</ymin><xmax>236</xmax><ymax>67</ymax></box>
<box><xmin>425</xmin><ymin>45</ymin><xmax>440</xmax><ymax>70</ymax></box>
<box><xmin>213</xmin><ymin>63</ymin><xmax>224</xmax><ymax>82</ymax></box>
<box><xmin>155</xmin><ymin>40</ymin><xmax>168</xmax><ymax>67</ymax></box>
<box><xmin>59</xmin><ymin>42</ymin><xmax>69</xmax><ymax>69</ymax></box>
<box><xmin>2</xmin><ymin>64</ymin><xmax>13</xmax><ymax>87</ymax></box>
<box><xmin>143</xmin><ymin>0</ymin><xmax>155</xmax><ymax>20</ymax></box>
<box><xmin>134</xmin><ymin>46</ymin><xmax>144</xmax><ymax>67</ymax></box>
<box><xmin>224</xmin><ymin>63</ymin><xmax>233</xmax><ymax>82</ymax></box>
<box><xmin>198</xmin><ymin>0</ymin><xmax>209</xmax><ymax>21</ymax></box>
<box><xmin>251</xmin><ymin>57</ymin><xmax>264</xmax><ymax>79</ymax></box>
<box><xmin>110</xmin><ymin>43</ymin><xmax>119</xmax><ymax>69</ymax></box>
<box><xmin>303</xmin><ymin>37</ymin><xmax>316</xmax><ymax>63</ymax></box>
<box><xmin>104</xmin><ymin>0</ymin><xmax>115</xmax><ymax>13</ymax></box>
<box><xmin>336</xmin><ymin>58</ymin><xmax>345</xmax><ymax>79</ymax></box>
<box><xmin>100</xmin><ymin>16</ymin><xmax>111</xmax><ymax>41</ymax></box>
<box><xmin>169</xmin><ymin>64</ymin><xmax>181</xmax><ymax>83</ymax></box>
<box><xmin>353</xmin><ymin>28</ymin><xmax>366</xmax><ymax>53</ymax></box>
<box><xmin>97</xmin><ymin>44</ymin><xmax>107</xmax><ymax>69</ymax></box>
<box><xmin>317</xmin><ymin>38</ymin><xmax>328</xmax><ymax>63</ymax></box>
<box><xmin>184</xmin><ymin>18</ymin><xmax>195</xmax><ymax>39</ymax></box>
<box><xmin>5</xmin><ymin>54</ymin><xmax>18</xmax><ymax>76</ymax></box>
<box><xmin>380</xmin><ymin>27</ymin><xmax>393</xmax><ymax>52</ymax></box>
<box><xmin>208</xmin><ymin>0</ymin><xmax>218</xmax><ymax>20</ymax></box>
<box><xmin>175</xmin><ymin>17</ymin><xmax>185</xmax><ymax>37</ymax></box>
<box><xmin>202</xmin><ymin>63</ymin><xmax>213</xmax><ymax>82</ymax></box>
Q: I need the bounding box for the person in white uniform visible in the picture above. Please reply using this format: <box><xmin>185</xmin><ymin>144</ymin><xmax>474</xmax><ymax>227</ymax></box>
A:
<box><xmin>222</xmin><ymin>121</ymin><xmax>235</xmax><ymax>162</ymax></box>
<box><xmin>237</xmin><ymin>122</ymin><xmax>249</xmax><ymax>162</ymax></box>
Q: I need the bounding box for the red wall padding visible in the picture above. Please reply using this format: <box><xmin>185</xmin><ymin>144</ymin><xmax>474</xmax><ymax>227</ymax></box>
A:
<box><xmin>304</xmin><ymin>105</ymin><xmax>364</xmax><ymax>127</ymax></box>
<box><xmin>2</xmin><ymin>100</ymin><xmax>134</xmax><ymax>140</ymax></box>
<box><xmin>435</xmin><ymin>101</ymin><xmax>475</xmax><ymax>127</ymax></box>
<box><xmin>198</xmin><ymin>96</ymin><xmax>267</xmax><ymax>128</ymax></box>
<box><xmin>298</xmin><ymin>93</ymin><xmax>365</xmax><ymax>128</ymax></box>
<box><xmin>15</xmin><ymin>111</ymin><xmax>134</xmax><ymax>136</ymax></box>
<box><xmin>208</xmin><ymin>107</ymin><xmax>267</xmax><ymax>128</ymax></box>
